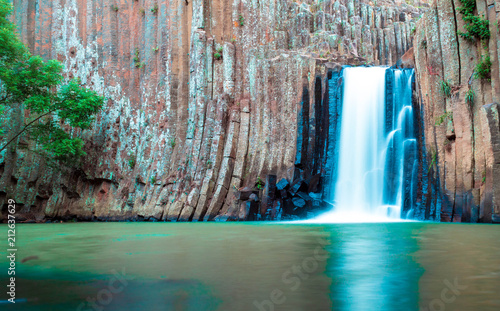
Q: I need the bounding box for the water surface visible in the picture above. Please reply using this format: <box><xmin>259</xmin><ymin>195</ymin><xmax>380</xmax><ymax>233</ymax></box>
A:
<box><xmin>1</xmin><ymin>222</ymin><xmax>499</xmax><ymax>310</ymax></box>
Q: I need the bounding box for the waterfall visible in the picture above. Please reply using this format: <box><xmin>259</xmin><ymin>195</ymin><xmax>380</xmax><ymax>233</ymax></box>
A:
<box><xmin>312</xmin><ymin>67</ymin><xmax>416</xmax><ymax>223</ymax></box>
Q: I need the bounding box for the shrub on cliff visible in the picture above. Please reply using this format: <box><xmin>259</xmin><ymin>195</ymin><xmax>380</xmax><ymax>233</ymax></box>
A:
<box><xmin>457</xmin><ymin>0</ymin><xmax>490</xmax><ymax>41</ymax></box>
<box><xmin>0</xmin><ymin>0</ymin><xmax>104</xmax><ymax>164</ymax></box>
<box><xmin>475</xmin><ymin>55</ymin><xmax>492</xmax><ymax>80</ymax></box>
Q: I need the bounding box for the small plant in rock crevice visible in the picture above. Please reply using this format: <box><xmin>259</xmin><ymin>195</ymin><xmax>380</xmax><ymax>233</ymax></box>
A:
<box><xmin>420</xmin><ymin>39</ymin><xmax>427</xmax><ymax>49</ymax></box>
<box><xmin>111</xmin><ymin>5</ymin><xmax>119</xmax><ymax>12</ymax></box>
<box><xmin>238</xmin><ymin>14</ymin><xmax>244</xmax><ymax>26</ymax></box>
<box><xmin>169</xmin><ymin>138</ymin><xmax>176</xmax><ymax>148</ymax></box>
<box><xmin>440</xmin><ymin>80</ymin><xmax>452</xmax><ymax>97</ymax></box>
<box><xmin>435</xmin><ymin>111</ymin><xmax>453</xmax><ymax>126</ymax></box>
<box><xmin>428</xmin><ymin>148</ymin><xmax>437</xmax><ymax>172</ymax></box>
<box><xmin>128</xmin><ymin>155</ymin><xmax>136</xmax><ymax>169</ymax></box>
<box><xmin>255</xmin><ymin>177</ymin><xmax>265</xmax><ymax>190</ymax></box>
<box><xmin>465</xmin><ymin>89</ymin><xmax>475</xmax><ymax>108</ymax></box>
<box><xmin>151</xmin><ymin>4</ymin><xmax>158</xmax><ymax>14</ymax></box>
<box><xmin>214</xmin><ymin>46</ymin><xmax>223</xmax><ymax>60</ymax></box>
<box><xmin>474</xmin><ymin>55</ymin><xmax>491</xmax><ymax>80</ymax></box>
<box><xmin>133</xmin><ymin>48</ymin><xmax>144</xmax><ymax>68</ymax></box>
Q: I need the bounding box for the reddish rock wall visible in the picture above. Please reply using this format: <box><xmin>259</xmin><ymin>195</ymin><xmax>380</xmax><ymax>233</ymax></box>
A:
<box><xmin>413</xmin><ymin>0</ymin><xmax>500</xmax><ymax>222</ymax></box>
<box><xmin>1</xmin><ymin>0</ymin><xmax>423</xmax><ymax>221</ymax></box>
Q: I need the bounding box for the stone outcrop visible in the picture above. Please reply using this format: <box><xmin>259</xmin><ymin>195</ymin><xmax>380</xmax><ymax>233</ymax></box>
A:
<box><xmin>413</xmin><ymin>0</ymin><xmax>500</xmax><ymax>222</ymax></box>
<box><xmin>1</xmin><ymin>0</ymin><xmax>423</xmax><ymax>221</ymax></box>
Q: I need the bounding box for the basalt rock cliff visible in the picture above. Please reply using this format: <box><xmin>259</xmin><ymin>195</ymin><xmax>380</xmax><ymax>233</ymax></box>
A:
<box><xmin>413</xmin><ymin>0</ymin><xmax>500</xmax><ymax>222</ymax></box>
<box><xmin>1</xmin><ymin>0</ymin><xmax>446</xmax><ymax>222</ymax></box>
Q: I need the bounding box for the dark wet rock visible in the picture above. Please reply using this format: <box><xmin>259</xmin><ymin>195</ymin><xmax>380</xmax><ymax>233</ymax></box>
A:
<box><xmin>237</xmin><ymin>187</ymin><xmax>254</xmax><ymax>201</ymax></box>
<box><xmin>290</xmin><ymin>197</ymin><xmax>307</xmax><ymax>217</ymax></box>
<box><xmin>248</xmin><ymin>193</ymin><xmax>259</xmax><ymax>202</ymax></box>
<box><xmin>278</xmin><ymin>189</ymin><xmax>288</xmax><ymax>199</ymax></box>
<box><xmin>247</xmin><ymin>201</ymin><xmax>260</xmax><ymax>221</ymax></box>
<box><xmin>261</xmin><ymin>175</ymin><xmax>277</xmax><ymax>217</ymax></box>
<box><xmin>308</xmin><ymin>174</ymin><xmax>321</xmax><ymax>193</ymax></box>
<box><xmin>292</xmin><ymin>197</ymin><xmax>306</xmax><ymax>208</ymax></box>
<box><xmin>289</xmin><ymin>180</ymin><xmax>308</xmax><ymax>196</ymax></box>
<box><xmin>276</xmin><ymin>178</ymin><xmax>290</xmax><ymax>191</ymax></box>
<box><xmin>292</xmin><ymin>168</ymin><xmax>303</xmax><ymax>183</ymax></box>
<box><xmin>309</xmin><ymin>192</ymin><xmax>323</xmax><ymax>208</ymax></box>
<box><xmin>297</xmin><ymin>192</ymin><xmax>312</xmax><ymax>202</ymax></box>
<box><xmin>283</xmin><ymin>198</ymin><xmax>294</xmax><ymax>216</ymax></box>
<box><xmin>492</xmin><ymin>215</ymin><xmax>500</xmax><ymax>224</ymax></box>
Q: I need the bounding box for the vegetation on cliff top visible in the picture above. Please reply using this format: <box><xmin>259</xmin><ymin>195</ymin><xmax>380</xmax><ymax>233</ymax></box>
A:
<box><xmin>0</xmin><ymin>0</ymin><xmax>104</xmax><ymax>164</ymax></box>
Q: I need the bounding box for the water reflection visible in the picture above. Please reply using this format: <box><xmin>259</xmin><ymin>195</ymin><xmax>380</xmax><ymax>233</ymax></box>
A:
<box><xmin>327</xmin><ymin>223</ymin><xmax>422</xmax><ymax>311</ymax></box>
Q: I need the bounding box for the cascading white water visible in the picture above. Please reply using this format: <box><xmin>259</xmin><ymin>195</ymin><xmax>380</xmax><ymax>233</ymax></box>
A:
<box><xmin>334</xmin><ymin>67</ymin><xmax>387</xmax><ymax>219</ymax></box>
<box><xmin>386</xmin><ymin>69</ymin><xmax>417</xmax><ymax>219</ymax></box>
<box><xmin>311</xmin><ymin>67</ymin><xmax>416</xmax><ymax>223</ymax></box>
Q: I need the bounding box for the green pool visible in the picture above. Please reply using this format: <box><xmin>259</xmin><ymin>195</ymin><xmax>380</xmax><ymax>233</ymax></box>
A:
<box><xmin>1</xmin><ymin>222</ymin><xmax>499</xmax><ymax>310</ymax></box>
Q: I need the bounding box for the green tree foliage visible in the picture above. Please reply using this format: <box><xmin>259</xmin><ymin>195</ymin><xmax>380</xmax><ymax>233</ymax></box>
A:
<box><xmin>0</xmin><ymin>1</ymin><xmax>104</xmax><ymax>164</ymax></box>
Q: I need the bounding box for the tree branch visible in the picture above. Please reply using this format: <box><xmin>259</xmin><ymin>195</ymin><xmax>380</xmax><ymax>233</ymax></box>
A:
<box><xmin>0</xmin><ymin>94</ymin><xmax>14</xmax><ymax>105</ymax></box>
<box><xmin>0</xmin><ymin>110</ymin><xmax>54</xmax><ymax>153</ymax></box>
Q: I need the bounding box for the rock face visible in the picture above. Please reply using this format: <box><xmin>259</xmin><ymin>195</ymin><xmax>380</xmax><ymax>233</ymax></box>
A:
<box><xmin>413</xmin><ymin>0</ymin><xmax>500</xmax><ymax>222</ymax></box>
<box><xmin>1</xmin><ymin>0</ymin><xmax>423</xmax><ymax>221</ymax></box>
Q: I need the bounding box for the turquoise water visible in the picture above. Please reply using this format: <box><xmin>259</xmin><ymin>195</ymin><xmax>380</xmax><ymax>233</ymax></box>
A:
<box><xmin>1</xmin><ymin>223</ymin><xmax>500</xmax><ymax>310</ymax></box>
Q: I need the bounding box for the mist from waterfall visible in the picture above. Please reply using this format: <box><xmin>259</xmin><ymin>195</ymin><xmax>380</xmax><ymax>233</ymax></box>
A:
<box><xmin>310</xmin><ymin>67</ymin><xmax>416</xmax><ymax>223</ymax></box>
